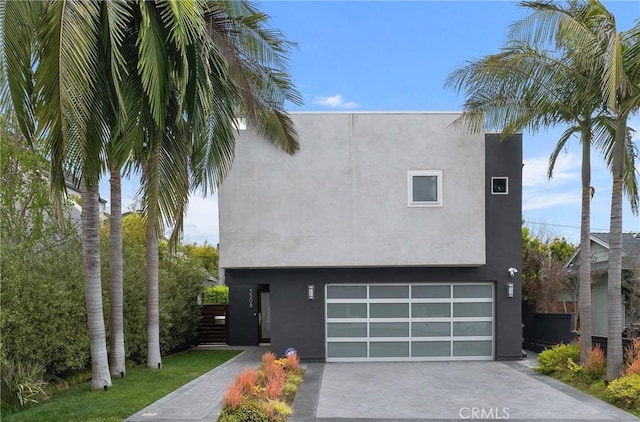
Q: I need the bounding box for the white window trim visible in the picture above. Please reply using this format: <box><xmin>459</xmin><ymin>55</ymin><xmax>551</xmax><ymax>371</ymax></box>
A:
<box><xmin>408</xmin><ymin>170</ymin><xmax>443</xmax><ymax>207</ymax></box>
<box><xmin>491</xmin><ymin>177</ymin><xmax>509</xmax><ymax>195</ymax></box>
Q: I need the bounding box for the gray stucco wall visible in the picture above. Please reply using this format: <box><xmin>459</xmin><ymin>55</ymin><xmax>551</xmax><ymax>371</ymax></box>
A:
<box><xmin>219</xmin><ymin>112</ymin><xmax>486</xmax><ymax>268</ymax></box>
<box><xmin>224</xmin><ymin>133</ymin><xmax>523</xmax><ymax>361</ymax></box>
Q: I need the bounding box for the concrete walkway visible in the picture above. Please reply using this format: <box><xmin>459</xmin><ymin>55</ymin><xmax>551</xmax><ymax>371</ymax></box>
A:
<box><xmin>125</xmin><ymin>347</ymin><xmax>264</xmax><ymax>422</ymax></box>
<box><xmin>126</xmin><ymin>349</ymin><xmax>639</xmax><ymax>422</ymax></box>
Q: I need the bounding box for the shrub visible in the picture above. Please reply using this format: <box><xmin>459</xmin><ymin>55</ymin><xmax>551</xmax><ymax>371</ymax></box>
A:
<box><xmin>262</xmin><ymin>352</ymin><xmax>277</xmax><ymax>366</ymax></box>
<box><xmin>607</xmin><ymin>374</ymin><xmax>640</xmax><ymax>410</ymax></box>
<box><xmin>204</xmin><ymin>286</ymin><xmax>229</xmax><ymax>305</ymax></box>
<box><xmin>283</xmin><ymin>354</ymin><xmax>299</xmax><ymax>371</ymax></box>
<box><xmin>624</xmin><ymin>359</ymin><xmax>640</xmax><ymax>376</ymax></box>
<box><xmin>286</xmin><ymin>373</ymin><xmax>303</xmax><ymax>386</ymax></box>
<box><xmin>219</xmin><ymin>402</ymin><xmax>269</xmax><ymax>422</ymax></box>
<box><xmin>625</xmin><ymin>338</ymin><xmax>640</xmax><ymax>365</ymax></box>
<box><xmin>584</xmin><ymin>344</ymin><xmax>606</xmax><ymax>380</ymax></box>
<box><xmin>536</xmin><ymin>343</ymin><xmax>580</xmax><ymax>376</ymax></box>
<box><xmin>1</xmin><ymin>360</ymin><xmax>49</xmax><ymax>409</ymax></box>
<box><xmin>222</xmin><ymin>381</ymin><xmax>244</xmax><ymax>411</ymax></box>
<box><xmin>264</xmin><ymin>399</ymin><xmax>293</xmax><ymax>421</ymax></box>
<box><xmin>282</xmin><ymin>382</ymin><xmax>298</xmax><ymax>402</ymax></box>
<box><xmin>236</xmin><ymin>368</ymin><xmax>260</xmax><ymax>394</ymax></box>
<box><xmin>265</xmin><ymin>370</ymin><xmax>286</xmax><ymax>399</ymax></box>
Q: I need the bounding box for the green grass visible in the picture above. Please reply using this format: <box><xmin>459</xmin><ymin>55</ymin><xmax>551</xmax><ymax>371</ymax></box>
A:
<box><xmin>2</xmin><ymin>350</ymin><xmax>241</xmax><ymax>422</ymax></box>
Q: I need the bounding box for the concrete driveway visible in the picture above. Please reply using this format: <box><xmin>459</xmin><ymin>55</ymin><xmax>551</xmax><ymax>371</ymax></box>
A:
<box><xmin>127</xmin><ymin>347</ymin><xmax>638</xmax><ymax>422</ymax></box>
<box><xmin>291</xmin><ymin>358</ymin><xmax>638</xmax><ymax>421</ymax></box>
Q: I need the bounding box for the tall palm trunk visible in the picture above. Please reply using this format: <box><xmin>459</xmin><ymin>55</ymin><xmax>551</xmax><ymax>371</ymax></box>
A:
<box><xmin>146</xmin><ymin>216</ymin><xmax>162</xmax><ymax>368</ymax></box>
<box><xmin>80</xmin><ymin>179</ymin><xmax>112</xmax><ymax>389</ymax></box>
<box><xmin>578</xmin><ymin>129</ymin><xmax>593</xmax><ymax>364</ymax></box>
<box><xmin>606</xmin><ymin>115</ymin><xmax>626</xmax><ymax>380</ymax></box>
<box><xmin>108</xmin><ymin>166</ymin><xmax>125</xmax><ymax>377</ymax></box>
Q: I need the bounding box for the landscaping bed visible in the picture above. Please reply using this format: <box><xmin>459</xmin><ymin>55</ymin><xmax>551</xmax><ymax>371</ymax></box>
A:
<box><xmin>218</xmin><ymin>351</ymin><xmax>304</xmax><ymax>422</ymax></box>
<box><xmin>535</xmin><ymin>339</ymin><xmax>640</xmax><ymax>417</ymax></box>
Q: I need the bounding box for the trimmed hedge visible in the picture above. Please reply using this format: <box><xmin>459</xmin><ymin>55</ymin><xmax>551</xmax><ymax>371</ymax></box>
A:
<box><xmin>2</xmin><ymin>213</ymin><xmax>209</xmax><ymax>378</ymax></box>
<box><xmin>204</xmin><ymin>286</ymin><xmax>229</xmax><ymax>305</ymax></box>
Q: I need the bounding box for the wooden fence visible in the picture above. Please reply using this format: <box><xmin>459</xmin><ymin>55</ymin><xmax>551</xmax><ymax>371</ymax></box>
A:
<box><xmin>197</xmin><ymin>304</ymin><xmax>229</xmax><ymax>344</ymax></box>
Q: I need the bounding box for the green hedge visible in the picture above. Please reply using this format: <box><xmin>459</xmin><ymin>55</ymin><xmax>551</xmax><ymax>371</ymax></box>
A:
<box><xmin>204</xmin><ymin>286</ymin><xmax>229</xmax><ymax>305</ymax></box>
<box><xmin>2</xmin><ymin>216</ymin><xmax>209</xmax><ymax>378</ymax></box>
<box><xmin>0</xmin><ymin>233</ymin><xmax>90</xmax><ymax>376</ymax></box>
<box><xmin>100</xmin><ymin>216</ymin><xmax>208</xmax><ymax>364</ymax></box>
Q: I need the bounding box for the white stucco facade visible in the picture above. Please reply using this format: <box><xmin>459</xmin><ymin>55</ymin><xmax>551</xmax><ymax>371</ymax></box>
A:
<box><xmin>219</xmin><ymin>112</ymin><xmax>486</xmax><ymax>268</ymax></box>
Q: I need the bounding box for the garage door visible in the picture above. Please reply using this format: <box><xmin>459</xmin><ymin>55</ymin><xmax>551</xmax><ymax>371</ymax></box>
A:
<box><xmin>325</xmin><ymin>283</ymin><xmax>494</xmax><ymax>361</ymax></box>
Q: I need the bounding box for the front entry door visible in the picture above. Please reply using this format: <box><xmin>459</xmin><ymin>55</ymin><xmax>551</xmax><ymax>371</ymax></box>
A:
<box><xmin>259</xmin><ymin>291</ymin><xmax>271</xmax><ymax>343</ymax></box>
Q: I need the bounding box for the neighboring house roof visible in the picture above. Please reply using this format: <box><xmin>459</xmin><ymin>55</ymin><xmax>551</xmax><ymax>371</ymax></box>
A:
<box><xmin>566</xmin><ymin>232</ymin><xmax>640</xmax><ymax>273</ymax></box>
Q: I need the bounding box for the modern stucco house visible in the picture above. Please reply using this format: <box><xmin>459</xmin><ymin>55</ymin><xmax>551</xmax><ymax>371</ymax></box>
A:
<box><xmin>218</xmin><ymin>112</ymin><xmax>523</xmax><ymax>362</ymax></box>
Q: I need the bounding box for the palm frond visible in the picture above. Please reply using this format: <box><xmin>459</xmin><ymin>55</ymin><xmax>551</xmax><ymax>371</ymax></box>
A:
<box><xmin>548</xmin><ymin>125</ymin><xmax>580</xmax><ymax>179</ymax></box>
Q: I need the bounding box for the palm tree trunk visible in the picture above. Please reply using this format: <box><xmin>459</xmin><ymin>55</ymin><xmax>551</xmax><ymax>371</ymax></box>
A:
<box><xmin>606</xmin><ymin>116</ymin><xmax>626</xmax><ymax>381</ymax></box>
<box><xmin>80</xmin><ymin>179</ymin><xmax>112</xmax><ymax>390</ymax></box>
<box><xmin>578</xmin><ymin>130</ymin><xmax>592</xmax><ymax>364</ymax></box>
<box><xmin>108</xmin><ymin>166</ymin><xmax>125</xmax><ymax>377</ymax></box>
<box><xmin>146</xmin><ymin>218</ymin><xmax>162</xmax><ymax>368</ymax></box>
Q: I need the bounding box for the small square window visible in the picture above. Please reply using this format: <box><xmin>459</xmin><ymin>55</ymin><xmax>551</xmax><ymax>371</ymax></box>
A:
<box><xmin>408</xmin><ymin>170</ymin><xmax>442</xmax><ymax>207</ymax></box>
<box><xmin>491</xmin><ymin>177</ymin><xmax>508</xmax><ymax>195</ymax></box>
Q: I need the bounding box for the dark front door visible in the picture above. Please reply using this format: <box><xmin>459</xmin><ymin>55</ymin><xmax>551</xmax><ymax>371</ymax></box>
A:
<box><xmin>258</xmin><ymin>290</ymin><xmax>271</xmax><ymax>343</ymax></box>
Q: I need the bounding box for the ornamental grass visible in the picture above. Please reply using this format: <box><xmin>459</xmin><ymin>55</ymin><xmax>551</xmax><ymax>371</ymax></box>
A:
<box><xmin>219</xmin><ymin>352</ymin><xmax>304</xmax><ymax>422</ymax></box>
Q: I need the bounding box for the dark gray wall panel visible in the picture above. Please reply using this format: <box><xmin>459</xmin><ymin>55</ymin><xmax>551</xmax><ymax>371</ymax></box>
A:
<box><xmin>485</xmin><ymin>133</ymin><xmax>523</xmax><ymax>360</ymax></box>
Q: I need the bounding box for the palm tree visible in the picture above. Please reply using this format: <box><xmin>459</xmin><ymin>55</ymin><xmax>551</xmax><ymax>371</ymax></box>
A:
<box><xmin>108</xmin><ymin>0</ymin><xmax>300</xmax><ymax>368</ymax></box>
<box><xmin>598</xmin><ymin>17</ymin><xmax>640</xmax><ymax>380</ymax></box>
<box><xmin>136</xmin><ymin>1</ymin><xmax>300</xmax><ymax>367</ymax></box>
<box><xmin>2</xmin><ymin>0</ymin><xmax>117</xmax><ymax>390</ymax></box>
<box><xmin>446</xmin><ymin>0</ymin><xmax>638</xmax><ymax>366</ymax></box>
<box><xmin>4</xmin><ymin>0</ymin><xmax>300</xmax><ymax>376</ymax></box>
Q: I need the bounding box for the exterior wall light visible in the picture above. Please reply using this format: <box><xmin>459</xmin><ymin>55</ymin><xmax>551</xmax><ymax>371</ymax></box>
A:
<box><xmin>307</xmin><ymin>284</ymin><xmax>315</xmax><ymax>301</ymax></box>
<box><xmin>507</xmin><ymin>283</ymin><xmax>514</xmax><ymax>298</ymax></box>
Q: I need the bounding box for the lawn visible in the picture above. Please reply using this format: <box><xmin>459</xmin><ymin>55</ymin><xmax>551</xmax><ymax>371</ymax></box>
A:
<box><xmin>2</xmin><ymin>350</ymin><xmax>240</xmax><ymax>422</ymax></box>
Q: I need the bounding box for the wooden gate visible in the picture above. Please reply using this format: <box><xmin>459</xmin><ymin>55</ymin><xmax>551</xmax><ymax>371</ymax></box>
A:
<box><xmin>198</xmin><ymin>304</ymin><xmax>229</xmax><ymax>344</ymax></box>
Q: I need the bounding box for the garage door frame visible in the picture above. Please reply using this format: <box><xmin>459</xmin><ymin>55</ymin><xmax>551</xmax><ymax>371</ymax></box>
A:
<box><xmin>325</xmin><ymin>282</ymin><xmax>495</xmax><ymax>362</ymax></box>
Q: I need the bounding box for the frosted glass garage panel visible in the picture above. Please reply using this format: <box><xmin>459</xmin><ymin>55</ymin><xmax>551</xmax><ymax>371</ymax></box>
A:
<box><xmin>412</xmin><ymin>322</ymin><xmax>451</xmax><ymax>337</ymax></box>
<box><xmin>370</xmin><ymin>303</ymin><xmax>409</xmax><ymax>318</ymax></box>
<box><xmin>327</xmin><ymin>285</ymin><xmax>367</xmax><ymax>299</ymax></box>
<box><xmin>370</xmin><ymin>285</ymin><xmax>409</xmax><ymax>299</ymax></box>
<box><xmin>453</xmin><ymin>285</ymin><xmax>492</xmax><ymax>298</ymax></box>
<box><xmin>453</xmin><ymin>302</ymin><xmax>492</xmax><ymax>318</ymax></box>
<box><xmin>412</xmin><ymin>285</ymin><xmax>451</xmax><ymax>298</ymax></box>
<box><xmin>327</xmin><ymin>303</ymin><xmax>367</xmax><ymax>318</ymax></box>
<box><xmin>453</xmin><ymin>341</ymin><xmax>492</xmax><ymax>357</ymax></box>
<box><xmin>328</xmin><ymin>342</ymin><xmax>367</xmax><ymax>358</ymax></box>
<box><xmin>412</xmin><ymin>303</ymin><xmax>450</xmax><ymax>317</ymax></box>
<box><xmin>412</xmin><ymin>341</ymin><xmax>451</xmax><ymax>357</ymax></box>
<box><xmin>327</xmin><ymin>323</ymin><xmax>367</xmax><ymax>338</ymax></box>
<box><xmin>370</xmin><ymin>342</ymin><xmax>409</xmax><ymax>357</ymax></box>
<box><xmin>370</xmin><ymin>322</ymin><xmax>409</xmax><ymax>337</ymax></box>
<box><xmin>453</xmin><ymin>322</ymin><xmax>492</xmax><ymax>336</ymax></box>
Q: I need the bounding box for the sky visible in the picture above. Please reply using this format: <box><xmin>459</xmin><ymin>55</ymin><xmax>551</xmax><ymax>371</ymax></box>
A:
<box><xmin>99</xmin><ymin>0</ymin><xmax>640</xmax><ymax>246</ymax></box>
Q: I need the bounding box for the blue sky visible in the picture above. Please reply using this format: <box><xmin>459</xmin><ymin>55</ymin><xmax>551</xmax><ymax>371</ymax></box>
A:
<box><xmin>101</xmin><ymin>0</ymin><xmax>640</xmax><ymax>246</ymax></box>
